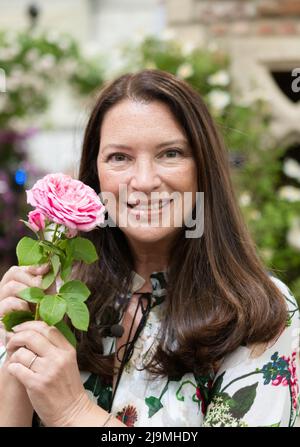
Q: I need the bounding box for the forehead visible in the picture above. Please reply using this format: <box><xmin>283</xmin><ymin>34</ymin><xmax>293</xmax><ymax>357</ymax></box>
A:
<box><xmin>100</xmin><ymin>99</ymin><xmax>185</xmax><ymax>140</ymax></box>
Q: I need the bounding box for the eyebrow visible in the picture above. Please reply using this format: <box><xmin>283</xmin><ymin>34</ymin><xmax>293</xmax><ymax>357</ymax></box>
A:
<box><xmin>101</xmin><ymin>139</ymin><xmax>189</xmax><ymax>152</ymax></box>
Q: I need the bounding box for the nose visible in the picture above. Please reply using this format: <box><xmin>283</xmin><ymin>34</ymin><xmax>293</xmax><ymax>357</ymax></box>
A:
<box><xmin>129</xmin><ymin>157</ymin><xmax>162</xmax><ymax>193</ymax></box>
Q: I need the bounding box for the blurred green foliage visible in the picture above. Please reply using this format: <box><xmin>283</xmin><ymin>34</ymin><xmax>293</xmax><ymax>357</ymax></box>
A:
<box><xmin>1</xmin><ymin>31</ymin><xmax>299</xmax><ymax>302</ymax></box>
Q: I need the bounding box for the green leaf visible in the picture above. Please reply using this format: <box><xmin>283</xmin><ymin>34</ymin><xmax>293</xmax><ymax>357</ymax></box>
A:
<box><xmin>209</xmin><ymin>371</ymin><xmax>225</xmax><ymax>403</ymax></box>
<box><xmin>51</xmin><ymin>254</ymin><xmax>60</xmax><ymax>276</ymax></box>
<box><xmin>17</xmin><ymin>287</ymin><xmax>45</xmax><ymax>303</ymax></box>
<box><xmin>2</xmin><ymin>311</ymin><xmax>34</xmax><ymax>331</ymax></box>
<box><xmin>83</xmin><ymin>374</ymin><xmax>111</xmax><ymax>410</ymax></box>
<box><xmin>55</xmin><ymin>320</ymin><xmax>77</xmax><ymax>348</ymax></box>
<box><xmin>16</xmin><ymin>237</ymin><xmax>44</xmax><ymax>266</ymax></box>
<box><xmin>57</xmin><ymin>238</ymin><xmax>72</xmax><ymax>254</ymax></box>
<box><xmin>41</xmin><ymin>270</ymin><xmax>54</xmax><ymax>290</ymax></box>
<box><xmin>41</xmin><ymin>254</ymin><xmax>60</xmax><ymax>289</ymax></box>
<box><xmin>69</xmin><ymin>237</ymin><xmax>98</xmax><ymax>264</ymax></box>
<box><xmin>65</xmin><ymin>298</ymin><xmax>89</xmax><ymax>331</ymax></box>
<box><xmin>145</xmin><ymin>396</ymin><xmax>163</xmax><ymax>418</ymax></box>
<box><xmin>60</xmin><ymin>255</ymin><xmax>73</xmax><ymax>282</ymax></box>
<box><xmin>229</xmin><ymin>383</ymin><xmax>258</xmax><ymax>418</ymax></box>
<box><xmin>39</xmin><ymin>241</ymin><xmax>64</xmax><ymax>256</ymax></box>
<box><xmin>59</xmin><ymin>280</ymin><xmax>90</xmax><ymax>302</ymax></box>
<box><xmin>39</xmin><ymin>295</ymin><xmax>67</xmax><ymax>326</ymax></box>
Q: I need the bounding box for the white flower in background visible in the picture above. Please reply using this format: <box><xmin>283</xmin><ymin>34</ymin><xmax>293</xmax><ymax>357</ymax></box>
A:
<box><xmin>0</xmin><ymin>46</ymin><xmax>20</xmax><ymax>61</ymax></box>
<box><xmin>22</xmin><ymin>74</ymin><xmax>45</xmax><ymax>93</ymax></box>
<box><xmin>145</xmin><ymin>61</ymin><xmax>157</xmax><ymax>70</ymax></box>
<box><xmin>207</xmin><ymin>89</ymin><xmax>231</xmax><ymax>112</ymax></box>
<box><xmin>133</xmin><ymin>29</ymin><xmax>147</xmax><ymax>45</ymax></box>
<box><xmin>161</xmin><ymin>28</ymin><xmax>176</xmax><ymax>41</ymax></box>
<box><xmin>181</xmin><ymin>41</ymin><xmax>197</xmax><ymax>56</ymax></box>
<box><xmin>58</xmin><ymin>38</ymin><xmax>71</xmax><ymax>52</ymax></box>
<box><xmin>25</xmin><ymin>48</ymin><xmax>39</xmax><ymax>63</ymax></box>
<box><xmin>4</xmin><ymin>30</ymin><xmax>18</xmax><ymax>46</ymax></box>
<box><xmin>287</xmin><ymin>217</ymin><xmax>300</xmax><ymax>251</ymax></box>
<box><xmin>207</xmin><ymin>70</ymin><xmax>230</xmax><ymax>87</ymax></box>
<box><xmin>176</xmin><ymin>63</ymin><xmax>194</xmax><ymax>79</ymax></box>
<box><xmin>82</xmin><ymin>42</ymin><xmax>101</xmax><ymax>58</ymax></box>
<box><xmin>278</xmin><ymin>186</ymin><xmax>300</xmax><ymax>202</ymax></box>
<box><xmin>45</xmin><ymin>30</ymin><xmax>60</xmax><ymax>44</ymax></box>
<box><xmin>7</xmin><ymin>117</ymin><xmax>29</xmax><ymax>132</ymax></box>
<box><xmin>36</xmin><ymin>54</ymin><xmax>56</xmax><ymax>72</ymax></box>
<box><xmin>61</xmin><ymin>59</ymin><xmax>78</xmax><ymax>76</ymax></box>
<box><xmin>235</xmin><ymin>89</ymin><xmax>272</xmax><ymax>107</ymax></box>
<box><xmin>207</xmin><ymin>42</ymin><xmax>219</xmax><ymax>53</ymax></box>
<box><xmin>239</xmin><ymin>192</ymin><xmax>251</xmax><ymax>207</ymax></box>
<box><xmin>7</xmin><ymin>67</ymin><xmax>24</xmax><ymax>91</ymax></box>
<box><xmin>260</xmin><ymin>248</ymin><xmax>274</xmax><ymax>261</ymax></box>
<box><xmin>249</xmin><ymin>209</ymin><xmax>261</xmax><ymax>220</ymax></box>
<box><xmin>283</xmin><ymin>158</ymin><xmax>300</xmax><ymax>182</ymax></box>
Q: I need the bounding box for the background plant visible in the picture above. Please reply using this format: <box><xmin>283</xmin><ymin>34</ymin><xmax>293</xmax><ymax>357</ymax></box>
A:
<box><xmin>1</xmin><ymin>31</ymin><xmax>299</xmax><ymax>303</ymax></box>
<box><xmin>0</xmin><ymin>29</ymin><xmax>105</xmax><ymax>273</ymax></box>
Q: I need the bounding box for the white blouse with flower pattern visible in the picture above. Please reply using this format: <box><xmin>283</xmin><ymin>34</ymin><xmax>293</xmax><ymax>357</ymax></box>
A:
<box><xmin>0</xmin><ymin>271</ymin><xmax>300</xmax><ymax>427</ymax></box>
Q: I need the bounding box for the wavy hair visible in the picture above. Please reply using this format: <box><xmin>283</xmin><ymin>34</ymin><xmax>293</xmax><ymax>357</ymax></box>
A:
<box><xmin>73</xmin><ymin>69</ymin><xmax>287</xmax><ymax>380</ymax></box>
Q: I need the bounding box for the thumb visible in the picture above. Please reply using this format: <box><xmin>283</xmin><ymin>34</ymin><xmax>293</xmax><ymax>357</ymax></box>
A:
<box><xmin>45</xmin><ymin>280</ymin><xmax>57</xmax><ymax>295</ymax></box>
<box><xmin>27</xmin><ymin>263</ymin><xmax>50</xmax><ymax>276</ymax></box>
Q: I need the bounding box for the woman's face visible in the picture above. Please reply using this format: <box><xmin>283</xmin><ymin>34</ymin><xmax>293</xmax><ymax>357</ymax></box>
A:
<box><xmin>97</xmin><ymin>99</ymin><xmax>198</xmax><ymax>244</ymax></box>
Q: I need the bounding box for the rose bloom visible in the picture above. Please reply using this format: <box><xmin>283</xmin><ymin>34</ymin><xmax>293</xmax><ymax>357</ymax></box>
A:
<box><xmin>26</xmin><ymin>173</ymin><xmax>105</xmax><ymax>231</ymax></box>
<box><xmin>28</xmin><ymin>209</ymin><xmax>46</xmax><ymax>232</ymax></box>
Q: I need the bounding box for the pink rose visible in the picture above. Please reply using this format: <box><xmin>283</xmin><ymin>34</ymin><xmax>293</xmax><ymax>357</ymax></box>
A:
<box><xmin>26</xmin><ymin>173</ymin><xmax>105</xmax><ymax>232</ymax></box>
<box><xmin>28</xmin><ymin>209</ymin><xmax>46</xmax><ymax>232</ymax></box>
<box><xmin>65</xmin><ymin>227</ymin><xmax>78</xmax><ymax>239</ymax></box>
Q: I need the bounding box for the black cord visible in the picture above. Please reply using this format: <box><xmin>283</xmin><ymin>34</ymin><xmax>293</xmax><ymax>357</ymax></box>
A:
<box><xmin>108</xmin><ymin>292</ymin><xmax>152</xmax><ymax>412</ymax></box>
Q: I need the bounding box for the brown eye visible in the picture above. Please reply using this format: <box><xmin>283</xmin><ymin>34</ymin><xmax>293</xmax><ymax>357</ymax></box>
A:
<box><xmin>163</xmin><ymin>149</ymin><xmax>183</xmax><ymax>158</ymax></box>
<box><xmin>107</xmin><ymin>153</ymin><xmax>129</xmax><ymax>162</ymax></box>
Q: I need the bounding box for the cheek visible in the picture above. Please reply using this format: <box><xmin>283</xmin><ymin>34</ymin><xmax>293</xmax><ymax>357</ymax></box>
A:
<box><xmin>98</xmin><ymin>164</ymin><xmax>121</xmax><ymax>197</ymax></box>
<box><xmin>165</xmin><ymin>161</ymin><xmax>198</xmax><ymax>193</ymax></box>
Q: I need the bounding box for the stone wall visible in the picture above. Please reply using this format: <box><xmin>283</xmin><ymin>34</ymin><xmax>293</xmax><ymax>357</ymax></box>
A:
<box><xmin>165</xmin><ymin>0</ymin><xmax>300</xmax><ymax>146</ymax></box>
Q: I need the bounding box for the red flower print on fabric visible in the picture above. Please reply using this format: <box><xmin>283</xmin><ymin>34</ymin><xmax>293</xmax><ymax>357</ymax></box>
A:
<box><xmin>116</xmin><ymin>405</ymin><xmax>138</xmax><ymax>427</ymax></box>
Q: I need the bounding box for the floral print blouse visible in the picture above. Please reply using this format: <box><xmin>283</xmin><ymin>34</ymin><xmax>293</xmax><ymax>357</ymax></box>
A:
<box><xmin>0</xmin><ymin>271</ymin><xmax>300</xmax><ymax>427</ymax></box>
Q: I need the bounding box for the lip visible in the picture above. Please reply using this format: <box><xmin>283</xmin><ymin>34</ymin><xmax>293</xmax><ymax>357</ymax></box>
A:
<box><xmin>127</xmin><ymin>199</ymin><xmax>173</xmax><ymax>213</ymax></box>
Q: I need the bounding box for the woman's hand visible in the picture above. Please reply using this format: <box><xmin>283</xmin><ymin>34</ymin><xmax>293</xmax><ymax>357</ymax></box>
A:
<box><xmin>0</xmin><ymin>263</ymin><xmax>50</xmax><ymax>336</ymax></box>
<box><xmin>5</xmin><ymin>320</ymin><xmax>92</xmax><ymax>427</ymax></box>
<box><xmin>0</xmin><ymin>264</ymin><xmax>49</xmax><ymax>426</ymax></box>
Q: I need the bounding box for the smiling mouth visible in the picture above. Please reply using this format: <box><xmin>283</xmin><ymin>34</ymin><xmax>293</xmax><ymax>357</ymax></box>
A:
<box><xmin>127</xmin><ymin>199</ymin><xmax>173</xmax><ymax>212</ymax></box>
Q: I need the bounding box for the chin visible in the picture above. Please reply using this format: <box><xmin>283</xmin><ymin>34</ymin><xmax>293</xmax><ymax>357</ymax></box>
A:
<box><xmin>121</xmin><ymin>225</ymin><xmax>180</xmax><ymax>245</ymax></box>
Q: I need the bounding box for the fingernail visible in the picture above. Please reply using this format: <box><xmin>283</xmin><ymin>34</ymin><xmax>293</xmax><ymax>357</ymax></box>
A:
<box><xmin>35</xmin><ymin>275</ymin><xmax>42</xmax><ymax>286</ymax></box>
<box><xmin>37</xmin><ymin>263</ymin><xmax>47</xmax><ymax>269</ymax></box>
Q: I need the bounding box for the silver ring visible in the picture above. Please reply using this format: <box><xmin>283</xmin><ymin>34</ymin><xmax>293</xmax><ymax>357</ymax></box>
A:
<box><xmin>28</xmin><ymin>353</ymin><xmax>38</xmax><ymax>370</ymax></box>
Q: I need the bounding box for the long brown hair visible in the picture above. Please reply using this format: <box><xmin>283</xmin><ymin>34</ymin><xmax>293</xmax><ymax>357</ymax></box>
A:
<box><xmin>74</xmin><ymin>69</ymin><xmax>287</xmax><ymax>381</ymax></box>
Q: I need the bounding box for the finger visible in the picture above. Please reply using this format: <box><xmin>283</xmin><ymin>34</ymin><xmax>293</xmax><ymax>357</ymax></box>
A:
<box><xmin>9</xmin><ymin>347</ymin><xmax>40</xmax><ymax>372</ymax></box>
<box><xmin>1</xmin><ymin>264</ymin><xmax>47</xmax><ymax>287</ymax></box>
<box><xmin>11</xmin><ymin>320</ymin><xmax>73</xmax><ymax>351</ymax></box>
<box><xmin>0</xmin><ymin>296</ymin><xmax>31</xmax><ymax>317</ymax></box>
<box><xmin>7</xmin><ymin>362</ymin><xmax>35</xmax><ymax>388</ymax></box>
<box><xmin>0</xmin><ymin>327</ymin><xmax>6</xmax><ymax>346</ymax></box>
<box><xmin>6</xmin><ymin>330</ymin><xmax>54</xmax><ymax>358</ymax></box>
<box><xmin>0</xmin><ymin>328</ymin><xmax>14</xmax><ymax>347</ymax></box>
<box><xmin>26</xmin><ymin>264</ymin><xmax>50</xmax><ymax>275</ymax></box>
<box><xmin>0</xmin><ymin>280</ymin><xmax>41</xmax><ymax>301</ymax></box>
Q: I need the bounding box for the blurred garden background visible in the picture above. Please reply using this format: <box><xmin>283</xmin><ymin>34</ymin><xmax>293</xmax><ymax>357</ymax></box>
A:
<box><xmin>0</xmin><ymin>0</ymin><xmax>300</xmax><ymax>303</ymax></box>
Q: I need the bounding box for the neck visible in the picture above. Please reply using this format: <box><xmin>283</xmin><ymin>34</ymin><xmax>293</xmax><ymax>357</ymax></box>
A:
<box><xmin>127</xmin><ymin>238</ymin><xmax>171</xmax><ymax>290</ymax></box>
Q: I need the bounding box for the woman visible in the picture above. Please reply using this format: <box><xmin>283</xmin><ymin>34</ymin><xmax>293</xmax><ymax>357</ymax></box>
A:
<box><xmin>0</xmin><ymin>69</ymin><xmax>299</xmax><ymax>427</ymax></box>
